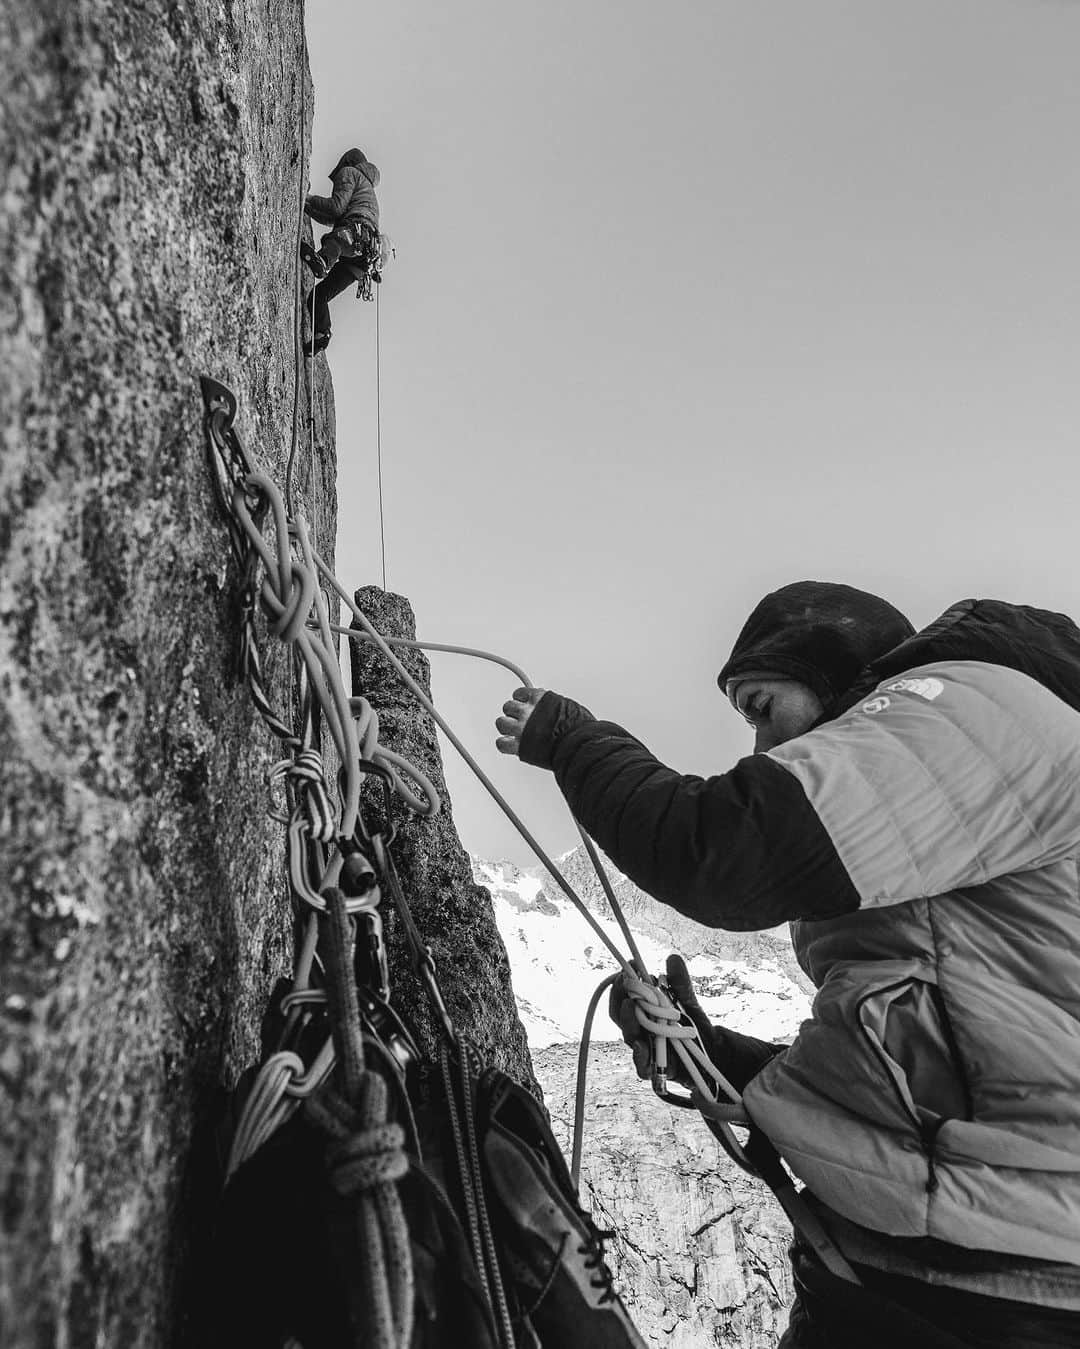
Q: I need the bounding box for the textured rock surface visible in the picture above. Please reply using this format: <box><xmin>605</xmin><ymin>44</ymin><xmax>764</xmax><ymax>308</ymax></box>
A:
<box><xmin>536</xmin><ymin>1042</ymin><xmax>795</xmax><ymax>1348</ymax></box>
<box><xmin>0</xmin><ymin>3</ymin><xmax>332</xmax><ymax>1344</ymax></box>
<box><xmin>350</xmin><ymin>587</ymin><xmax>538</xmax><ymax>1093</ymax></box>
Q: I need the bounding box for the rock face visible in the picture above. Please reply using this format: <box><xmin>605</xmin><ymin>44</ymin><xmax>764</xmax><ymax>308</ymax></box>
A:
<box><xmin>0</xmin><ymin>4</ymin><xmax>332</xmax><ymax>1344</ymax></box>
<box><xmin>349</xmin><ymin>587</ymin><xmax>538</xmax><ymax>1092</ymax></box>
<box><xmin>536</xmin><ymin>1042</ymin><xmax>795</xmax><ymax>1349</ymax></box>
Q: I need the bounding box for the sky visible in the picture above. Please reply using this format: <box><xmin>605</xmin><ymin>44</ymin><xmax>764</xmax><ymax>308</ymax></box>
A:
<box><xmin>304</xmin><ymin>0</ymin><xmax>1080</xmax><ymax>869</ymax></box>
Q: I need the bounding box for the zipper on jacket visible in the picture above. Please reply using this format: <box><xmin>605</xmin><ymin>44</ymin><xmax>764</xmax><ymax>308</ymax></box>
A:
<box><xmin>855</xmin><ymin>980</ymin><xmax>953</xmax><ymax>1196</ymax></box>
<box><xmin>925</xmin><ymin>904</ymin><xmax>975</xmax><ymax>1122</ymax></box>
<box><xmin>855</xmin><ymin>979</ymin><xmax>924</xmax><ymax>1132</ymax></box>
<box><xmin>920</xmin><ymin>1117</ymin><xmax>947</xmax><ymax>1194</ymax></box>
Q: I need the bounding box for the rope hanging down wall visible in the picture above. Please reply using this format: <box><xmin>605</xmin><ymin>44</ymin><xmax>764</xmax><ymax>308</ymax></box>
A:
<box><xmin>201</xmin><ymin>376</ymin><xmax>654</xmax><ymax>1348</ymax></box>
<box><xmin>199</xmin><ymin>374</ymin><xmax>859</xmax><ymax>1345</ymax></box>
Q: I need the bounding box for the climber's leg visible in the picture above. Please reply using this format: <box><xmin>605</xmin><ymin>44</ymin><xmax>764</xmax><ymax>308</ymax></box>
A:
<box><xmin>303</xmin><ymin>264</ymin><xmax>358</xmax><ymax>355</ymax></box>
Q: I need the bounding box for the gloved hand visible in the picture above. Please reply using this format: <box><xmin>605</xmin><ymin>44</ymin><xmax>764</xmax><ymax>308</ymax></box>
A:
<box><xmin>608</xmin><ymin>954</ymin><xmax>785</xmax><ymax>1093</ymax></box>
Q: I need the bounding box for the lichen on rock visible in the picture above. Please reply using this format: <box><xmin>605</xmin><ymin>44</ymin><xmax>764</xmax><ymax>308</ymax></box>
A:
<box><xmin>1</xmin><ymin>2</ymin><xmax>331</xmax><ymax>1342</ymax></box>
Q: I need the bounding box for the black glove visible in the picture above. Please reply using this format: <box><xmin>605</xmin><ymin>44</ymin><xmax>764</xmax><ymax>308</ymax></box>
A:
<box><xmin>608</xmin><ymin>953</ymin><xmax>785</xmax><ymax>1092</ymax></box>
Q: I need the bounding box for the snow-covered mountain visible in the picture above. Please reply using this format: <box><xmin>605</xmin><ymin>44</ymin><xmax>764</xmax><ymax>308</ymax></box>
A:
<box><xmin>471</xmin><ymin>848</ymin><xmax>813</xmax><ymax>1051</ymax></box>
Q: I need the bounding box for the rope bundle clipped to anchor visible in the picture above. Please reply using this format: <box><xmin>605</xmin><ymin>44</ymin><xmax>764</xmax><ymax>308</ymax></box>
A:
<box><xmin>204</xmin><ymin>375</ymin><xmax>442</xmax><ymax>1349</ymax></box>
<box><xmin>203</xmin><ymin>373</ymin><xmax>858</xmax><ymax>1314</ymax></box>
<box><xmin>208</xmin><ymin>370</ymin><xmax>757</xmax><ymax>1168</ymax></box>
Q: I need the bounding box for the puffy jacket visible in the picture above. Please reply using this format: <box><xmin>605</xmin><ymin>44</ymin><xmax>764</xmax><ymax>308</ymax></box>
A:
<box><xmin>305</xmin><ymin>148</ymin><xmax>380</xmax><ymax>231</ymax></box>
<box><xmin>518</xmin><ymin>600</ymin><xmax>1080</xmax><ymax>1265</ymax></box>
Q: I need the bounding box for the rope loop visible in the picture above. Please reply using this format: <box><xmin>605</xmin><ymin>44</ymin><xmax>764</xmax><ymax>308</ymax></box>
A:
<box><xmin>268</xmin><ymin>555</ymin><xmax>317</xmax><ymax>645</ymax></box>
<box><xmin>350</xmin><ymin>696</ymin><xmax>441</xmax><ymax>818</ymax></box>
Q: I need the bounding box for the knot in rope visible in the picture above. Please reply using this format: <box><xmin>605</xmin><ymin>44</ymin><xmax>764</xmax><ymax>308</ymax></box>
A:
<box><xmin>306</xmin><ymin>1072</ymin><xmax>409</xmax><ymax>1197</ymax></box>
<box><xmin>267</xmin><ymin>557</ymin><xmax>317</xmax><ymax>646</ymax></box>
<box><xmin>327</xmin><ymin>1120</ymin><xmax>409</xmax><ymax>1196</ymax></box>
<box><xmin>619</xmin><ymin>971</ymin><xmax>747</xmax><ymax>1111</ymax></box>
<box><xmin>621</xmin><ymin>972</ymin><xmax>698</xmax><ymax>1044</ymax></box>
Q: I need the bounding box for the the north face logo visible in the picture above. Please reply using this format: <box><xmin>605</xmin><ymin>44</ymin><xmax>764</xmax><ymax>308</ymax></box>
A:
<box><xmin>884</xmin><ymin>677</ymin><xmax>945</xmax><ymax>702</ymax></box>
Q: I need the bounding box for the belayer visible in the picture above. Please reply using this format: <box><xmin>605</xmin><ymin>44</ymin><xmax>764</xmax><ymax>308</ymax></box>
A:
<box><xmin>496</xmin><ymin>582</ymin><xmax>1080</xmax><ymax>1348</ymax></box>
<box><xmin>301</xmin><ymin>146</ymin><xmax>382</xmax><ymax>354</ymax></box>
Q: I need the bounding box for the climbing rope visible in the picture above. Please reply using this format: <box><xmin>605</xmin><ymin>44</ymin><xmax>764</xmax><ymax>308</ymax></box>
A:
<box><xmin>285</xmin><ymin>39</ymin><xmax>320</xmax><ymax>547</ymax></box>
<box><xmin>286</xmin><ymin>41</ymin><xmax>308</xmax><ymax>522</ymax></box>
<box><xmin>309</xmin><ymin>283</ymin><xmax>318</xmax><ymax>554</ymax></box>
<box><xmin>308</xmin><ymin>885</ymin><xmax>414</xmax><ymax>1347</ymax></box>
<box><xmin>205</xmin><ymin>376</ymin><xmax>435</xmax><ymax>1194</ymax></box>
<box><xmin>376</xmin><ymin>282</ymin><xmax>386</xmax><ymax>589</ymax></box>
<box><xmin>203</xmin><ymin>375</ymin><xmax>856</xmax><ymax>1297</ymax></box>
<box><xmin>320</xmin><ymin>612</ymin><xmax>648</xmax><ymax>975</ymax></box>
<box><xmin>207</xmin><ymin>370</ymin><xmax>745</xmax><ymax>1142</ymax></box>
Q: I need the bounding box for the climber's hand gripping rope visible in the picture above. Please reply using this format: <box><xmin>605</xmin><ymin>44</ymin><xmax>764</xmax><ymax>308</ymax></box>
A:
<box><xmin>494</xmin><ymin>686</ymin><xmax>546</xmax><ymax>756</ymax></box>
<box><xmin>610</xmin><ymin>961</ymin><xmax>745</xmax><ymax>1112</ymax></box>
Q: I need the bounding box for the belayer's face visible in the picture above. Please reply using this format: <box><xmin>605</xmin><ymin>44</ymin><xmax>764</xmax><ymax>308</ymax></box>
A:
<box><xmin>730</xmin><ymin>677</ymin><xmax>825</xmax><ymax>753</ymax></box>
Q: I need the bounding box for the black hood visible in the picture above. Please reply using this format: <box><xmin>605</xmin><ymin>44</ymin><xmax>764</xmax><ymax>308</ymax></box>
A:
<box><xmin>331</xmin><ymin>147</ymin><xmax>380</xmax><ymax>187</ymax></box>
<box><xmin>718</xmin><ymin>581</ymin><xmax>915</xmax><ymax>709</ymax></box>
<box><xmin>838</xmin><ymin>598</ymin><xmax>1080</xmax><ymax>715</ymax></box>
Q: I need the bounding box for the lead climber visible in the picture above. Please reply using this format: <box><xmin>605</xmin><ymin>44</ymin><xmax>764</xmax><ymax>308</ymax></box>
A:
<box><xmin>301</xmin><ymin>146</ymin><xmax>382</xmax><ymax>354</ymax></box>
<box><xmin>495</xmin><ymin>581</ymin><xmax>1080</xmax><ymax>1348</ymax></box>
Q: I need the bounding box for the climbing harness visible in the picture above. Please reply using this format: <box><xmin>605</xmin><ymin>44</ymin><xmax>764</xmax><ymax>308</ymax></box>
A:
<box><xmin>351</xmin><ymin>222</ymin><xmax>385</xmax><ymax>301</ymax></box>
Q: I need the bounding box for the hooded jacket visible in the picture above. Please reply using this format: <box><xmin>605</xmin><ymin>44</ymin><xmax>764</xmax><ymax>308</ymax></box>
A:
<box><xmin>517</xmin><ymin>597</ymin><xmax>1080</xmax><ymax>1272</ymax></box>
<box><xmin>305</xmin><ymin>148</ymin><xmax>381</xmax><ymax>231</ymax></box>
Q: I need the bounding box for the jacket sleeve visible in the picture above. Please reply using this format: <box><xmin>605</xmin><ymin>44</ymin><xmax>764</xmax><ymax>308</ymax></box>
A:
<box><xmin>304</xmin><ymin>167</ymin><xmax>359</xmax><ymax>224</ymax></box>
<box><xmin>518</xmin><ymin>693</ymin><xmax>860</xmax><ymax>931</ymax></box>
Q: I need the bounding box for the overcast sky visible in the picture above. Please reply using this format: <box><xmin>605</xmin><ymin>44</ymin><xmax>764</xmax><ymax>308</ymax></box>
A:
<box><xmin>305</xmin><ymin>0</ymin><xmax>1080</xmax><ymax>868</ymax></box>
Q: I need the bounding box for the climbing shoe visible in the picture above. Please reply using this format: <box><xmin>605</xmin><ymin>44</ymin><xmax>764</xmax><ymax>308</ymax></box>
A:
<box><xmin>304</xmin><ymin>331</ymin><xmax>330</xmax><ymax>356</ymax></box>
<box><xmin>478</xmin><ymin>1070</ymin><xmax>648</xmax><ymax>1349</ymax></box>
<box><xmin>300</xmin><ymin>241</ymin><xmax>329</xmax><ymax>280</ymax></box>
